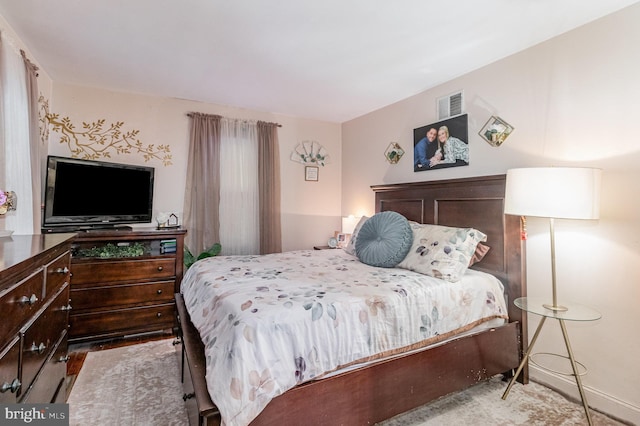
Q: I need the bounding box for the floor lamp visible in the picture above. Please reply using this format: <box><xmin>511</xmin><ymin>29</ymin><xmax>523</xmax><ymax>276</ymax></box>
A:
<box><xmin>501</xmin><ymin>167</ymin><xmax>602</xmax><ymax>425</ymax></box>
<box><xmin>505</xmin><ymin>167</ymin><xmax>601</xmax><ymax>309</ymax></box>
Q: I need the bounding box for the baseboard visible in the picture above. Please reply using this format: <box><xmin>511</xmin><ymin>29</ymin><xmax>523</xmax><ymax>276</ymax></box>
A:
<box><xmin>530</xmin><ymin>365</ymin><xmax>640</xmax><ymax>425</ymax></box>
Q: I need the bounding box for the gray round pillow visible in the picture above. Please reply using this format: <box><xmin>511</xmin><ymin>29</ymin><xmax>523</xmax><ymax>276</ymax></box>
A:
<box><xmin>355</xmin><ymin>211</ymin><xmax>413</xmax><ymax>268</ymax></box>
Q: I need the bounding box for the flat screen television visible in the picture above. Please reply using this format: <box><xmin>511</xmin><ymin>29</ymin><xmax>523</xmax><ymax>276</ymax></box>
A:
<box><xmin>42</xmin><ymin>156</ymin><xmax>155</xmax><ymax>232</ymax></box>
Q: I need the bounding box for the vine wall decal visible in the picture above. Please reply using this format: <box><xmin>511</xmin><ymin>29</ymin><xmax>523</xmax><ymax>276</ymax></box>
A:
<box><xmin>39</xmin><ymin>95</ymin><xmax>50</xmax><ymax>145</ymax></box>
<box><xmin>38</xmin><ymin>95</ymin><xmax>173</xmax><ymax>166</ymax></box>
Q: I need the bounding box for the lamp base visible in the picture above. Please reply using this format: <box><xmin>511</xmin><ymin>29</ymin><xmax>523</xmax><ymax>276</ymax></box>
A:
<box><xmin>543</xmin><ymin>303</ymin><xmax>568</xmax><ymax>312</ymax></box>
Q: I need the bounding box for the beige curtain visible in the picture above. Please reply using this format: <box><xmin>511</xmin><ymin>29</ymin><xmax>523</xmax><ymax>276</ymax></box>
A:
<box><xmin>22</xmin><ymin>50</ymin><xmax>41</xmax><ymax>233</ymax></box>
<box><xmin>183</xmin><ymin>113</ymin><xmax>221</xmax><ymax>254</ymax></box>
<box><xmin>257</xmin><ymin>121</ymin><xmax>282</xmax><ymax>254</ymax></box>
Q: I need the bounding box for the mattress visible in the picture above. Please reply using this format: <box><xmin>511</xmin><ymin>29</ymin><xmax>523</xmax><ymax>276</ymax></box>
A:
<box><xmin>181</xmin><ymin>249</ymin><xmax>508</xmax><ymax>426</ymax></box>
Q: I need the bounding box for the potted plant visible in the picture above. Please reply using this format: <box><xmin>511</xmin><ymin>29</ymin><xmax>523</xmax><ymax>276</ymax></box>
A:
<box><xmin>184</xmin><ymin>243</ymin><xmax>221</xmax><ymax>269</ymax></box>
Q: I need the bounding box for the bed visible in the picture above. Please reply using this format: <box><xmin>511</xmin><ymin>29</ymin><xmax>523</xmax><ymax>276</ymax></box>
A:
<box><xmin>176</xmin><ymin>174</ymin><xmax>528</xmax><ymax>426</ymax></box>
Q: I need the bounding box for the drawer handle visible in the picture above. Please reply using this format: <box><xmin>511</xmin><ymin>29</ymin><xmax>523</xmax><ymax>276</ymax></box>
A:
<box><xmin>157</xmin><ymin>312</ymin><xmax>162</xmax><ymax>318</ymax></box>
<box><xmin>55</xmin><ymin>266</ymin><xmax>70</xmax><ymax>274</ymax></box>
<box><xmin>61</xmin><ymin>303</ymin><xmax>73</xmax><ymax>311</ymax></box>
<box><xmin>58</xmin><ymin>355</ymin><xmax>70</xmax><ymax>363</ymax></box>
<box><xmin>157</xmin><ymin>266</ymin><xmax>164</xmax><ymax>272</ymax></box>
<box><xmin>0</xmin><ymin>378</ymin><xmax>21</xmax><ymax>394</ymax></box>
<box><xmin>18</xmin><ymin>294</ymin><xmax>39</xmax><ymax>305</ymax></box>
<box><xmin>157</xmin><ymin>289</ymin><xmax>163</xmax><ymax>294</ymax></box>
<box><xmin>29</xmin><ymin>342</ymin><xmax>47</xmax><ymax>354</ymax></box>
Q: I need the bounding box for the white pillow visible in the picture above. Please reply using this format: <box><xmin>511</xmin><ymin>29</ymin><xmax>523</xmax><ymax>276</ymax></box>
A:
<box><xmin>343</xmin><ymin>216</ymin><xmax>369</xmax><ymax>256</ymax></box>
<box><xmin>397</xmin><ymin>222</ymin><xmax>487</xmax><ymax>282</ymax></box>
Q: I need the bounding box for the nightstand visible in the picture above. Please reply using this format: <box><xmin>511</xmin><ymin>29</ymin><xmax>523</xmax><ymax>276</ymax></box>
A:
<box><xmin>502</xmin><ymin>296</ymin><xmax>601</xmax><ymax>425</ymax></box>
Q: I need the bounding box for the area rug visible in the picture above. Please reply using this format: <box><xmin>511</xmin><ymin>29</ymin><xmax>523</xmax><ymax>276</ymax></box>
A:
<box><xmin>381</xmin><ymin>376</ymin><xmax>624</xmax><ymax>426</ymax></box>
<box><xmin>68</xmin><ymin>339</ymin><xmax>623</xmax><ymax>426</ymax></box>
<box><xmin>67</xmin><ymin>339</ymin><xmax>188</xmax><ymax>426</ymax></box>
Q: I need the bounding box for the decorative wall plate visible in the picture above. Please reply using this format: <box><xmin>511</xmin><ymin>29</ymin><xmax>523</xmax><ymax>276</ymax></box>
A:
<box><xmin>290</xmin><ymin>140</ymin><xmax>330</xmax><ymax>166</ymax></box>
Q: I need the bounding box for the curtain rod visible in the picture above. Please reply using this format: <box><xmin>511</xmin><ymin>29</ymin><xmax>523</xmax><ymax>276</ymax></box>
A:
<box><xmin>186</xmin><ymin>112</ymin><xmax>282</xmax><ymax>127</ymax></box>
<box><xmin>0</xmin><ymin>30</ymin><xmax>39</xmax><ymax>76</ymax></box>
<box><xmin>20</xmin><ymin>49</ymin><xmax>39</xmax><ymax>77</ymax></box>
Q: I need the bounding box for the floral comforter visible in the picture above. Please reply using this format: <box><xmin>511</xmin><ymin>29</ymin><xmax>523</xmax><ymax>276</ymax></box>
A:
<box><xmin>181</xmin><ymin>249</ymin><xmax>508</xmax><ymax>426</ymax></box>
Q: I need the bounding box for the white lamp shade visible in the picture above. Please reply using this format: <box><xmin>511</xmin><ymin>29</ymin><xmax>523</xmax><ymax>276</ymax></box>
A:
<box><xmin>341</xmin><ymin>215</ymin><xmax>360</xmax><ymax>234</ymax></box>
<box><xmin>504</xmin><ymin>167</ymin><xmax>601</xmax><ymax>220</ymax></box>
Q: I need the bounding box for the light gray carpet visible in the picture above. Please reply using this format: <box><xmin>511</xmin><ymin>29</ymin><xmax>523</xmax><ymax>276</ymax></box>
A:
<box><xmin>68</xmin><ymin>339</ymin><xmax>623</xmax><ymax>426</ymax></box>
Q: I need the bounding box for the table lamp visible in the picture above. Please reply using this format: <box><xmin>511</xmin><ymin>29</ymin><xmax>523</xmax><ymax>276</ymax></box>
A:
<box><xmin>504</xmin><ymin>167</ymin><xmax>601</xmax><ymax>311</ymax></box>
<box><xmin>341</xmin><ymin>215</ymin><xmax>360</xmax><ymax>236</ymax></box>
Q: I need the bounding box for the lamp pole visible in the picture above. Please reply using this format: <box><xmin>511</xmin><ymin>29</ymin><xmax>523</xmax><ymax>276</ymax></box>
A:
<box><xmin>543</xmin><ymin>217</ymin><xmax>567</xmax><ymax>312</ymax></box>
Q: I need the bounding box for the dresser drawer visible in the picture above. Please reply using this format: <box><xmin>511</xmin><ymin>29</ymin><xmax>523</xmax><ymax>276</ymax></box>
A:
<box><xmin>0</xmin><ymin>270</ymin><xmax>44</xmax><ymax>339</ymax></box>
<box><xmin>45</xmin><ymin>252</ymin><xmax>71</xmax><ymax>298</ymax></box>
<box><xmin>20</xmin><ymin>330</ymin><xmax>68</xmax><ymax>403</ymax></box>
<box><xmin>0</xmin><ymin>336</ymin><xmax>21</xmax><ymax>403</ymax></box>
<box><xmin>71</xmin><ymin>258</ymin><xmax>176</xmax><ymax>285</ymax></box>
<box><xmin>69</xmin><ymin>303</ymin><xmax>175</xmax><ymax>339</ymax></box>
<box><xmin>21</xmin><ymin>285</ymin><xmax>69</xmax><ymax>394</ymax></box>
<box><xmin>71</xmin><ymin>280</ymin><xmax>175</xmax><ymax>310</ymax></box>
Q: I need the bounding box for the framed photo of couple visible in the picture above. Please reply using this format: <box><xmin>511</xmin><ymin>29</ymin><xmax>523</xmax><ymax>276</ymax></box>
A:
<box><xmin>413</xmin><ymin>114</ymin><xmax>468</xmax><ymax>172</ymax></box>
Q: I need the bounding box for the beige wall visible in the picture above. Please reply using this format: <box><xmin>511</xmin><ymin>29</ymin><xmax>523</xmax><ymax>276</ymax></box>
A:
<box><xmin>342</xmin><ymin>4</ymin><xmax>640</xmax><ymax>423</ymax></box>
<box><xmin>47</xmin><ymin>84</ymin><xmax>342</xmax><ymax>252</ymax></box>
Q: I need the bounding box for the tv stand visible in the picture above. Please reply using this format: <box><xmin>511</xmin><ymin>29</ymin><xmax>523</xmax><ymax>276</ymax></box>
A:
<box><xmin>68</xmin><ymin>227</ymin><xmax>187</xmax><ymax>343</ymax></box>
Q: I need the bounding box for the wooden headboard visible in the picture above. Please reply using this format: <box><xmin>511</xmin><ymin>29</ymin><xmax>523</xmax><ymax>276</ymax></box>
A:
<box><xmin>371</xmin><ymin>174</ymin><xmax>526</xmax><ymax>327</ymax></box>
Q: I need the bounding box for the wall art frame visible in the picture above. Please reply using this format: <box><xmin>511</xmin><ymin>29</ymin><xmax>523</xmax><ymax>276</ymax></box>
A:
<box><xmin>479</xmin><ymin>116</ymin><xmax>514</xmax><ymax>147</ymax></box>
<box><xmin>413</xmin><ymin>114</ymin><xmax>469</xmax><ymax>172</ymax></box>
<box><xmin>305</xmin><ymin>166</ymin><xmax>319</xmax><ymax>181</ymax></box>
<box><xmin>384</xmin><ymin>142</ymin><xmax>405</xmax><ymax>164</ymax></box>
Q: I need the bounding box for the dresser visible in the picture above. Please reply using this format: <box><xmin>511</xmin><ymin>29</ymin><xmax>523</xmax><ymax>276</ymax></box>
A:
<box><xmin>0</xmin><ymin>233</ymin><xmax>75</xmax><ymax>403</ymax></box>
<box><xmin>68</xmin><ymin>228</ymin><xmax>186</xmax><ymax>343</ymax></box>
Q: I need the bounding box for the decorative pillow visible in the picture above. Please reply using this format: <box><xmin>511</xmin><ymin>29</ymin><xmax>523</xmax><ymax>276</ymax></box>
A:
<box><xmin>355</xmin><ymin>211</ymin><xmax>413</xmax><ymax>268</ymax></box>
<box><xmin>469</xmin><ymin>242</ymin><xmax>490</xmax><ymax>266</ymax></box>
<box><xmin>397</xmin><ymin>223</ymin><xmax>487</xmax><ymax>282</ymax></box>
<box><xmin>344</xmin><ymin>216</ymin><xmax>369</xmax><ymax>256</ymax></box>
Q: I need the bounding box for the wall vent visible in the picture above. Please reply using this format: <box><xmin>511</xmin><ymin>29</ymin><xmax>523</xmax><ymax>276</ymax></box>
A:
<box><xmin>437</xmin><ymin>91</ymin><xmax>464</xmax><ymax>120</ymax></box>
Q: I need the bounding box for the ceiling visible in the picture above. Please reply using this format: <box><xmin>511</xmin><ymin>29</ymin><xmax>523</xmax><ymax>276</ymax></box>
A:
<box><xmin>0</xmin><ymin>0</ymin><xmax>637</xmax><ymax>123</ymax></box>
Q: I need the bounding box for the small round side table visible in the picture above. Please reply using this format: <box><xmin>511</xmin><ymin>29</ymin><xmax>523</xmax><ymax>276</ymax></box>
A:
<box><xmin>501</xmin><ymin>296</ymin><xmax>601</xmax><ymax>426</ymax></box>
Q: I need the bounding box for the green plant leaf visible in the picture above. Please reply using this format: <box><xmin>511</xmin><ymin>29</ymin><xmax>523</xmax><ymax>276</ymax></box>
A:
<box><xmin>184</xmin><ymin>243</ymin><xmax>221</xmax><ymax>269</ymax></box>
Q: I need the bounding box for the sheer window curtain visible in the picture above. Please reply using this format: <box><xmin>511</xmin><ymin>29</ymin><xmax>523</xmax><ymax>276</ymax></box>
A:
<box><xmin>219</xmin><ymin>118</ymin><xmax>259</xmax><ymax>255</ymax></box>
<box><xmin>183</xmin><ymin>114</ymin><xmax>282</xmax><ymax>256</ymax></box>
<box><xmin>0</xmin><ymin>34</ymin><xmax>38</xmax><ymax>234</ymax></box>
